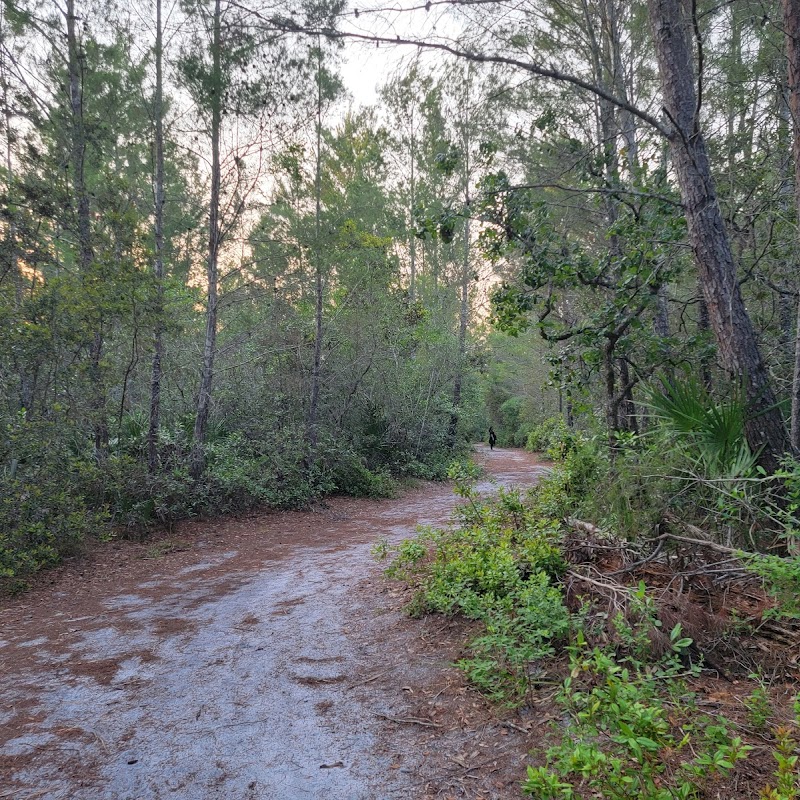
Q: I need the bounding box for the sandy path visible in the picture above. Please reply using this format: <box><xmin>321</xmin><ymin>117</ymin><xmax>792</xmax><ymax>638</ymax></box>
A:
<box><xmin>0</xmin><ymin>446</ymin><xmax>548</xmax><ymax>799</ymax></box>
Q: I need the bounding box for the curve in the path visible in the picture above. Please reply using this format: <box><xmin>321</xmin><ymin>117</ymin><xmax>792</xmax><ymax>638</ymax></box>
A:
<box><xmin>0</xmin><ymin>446</ymin><xmax>548</xmax><ymax>799</ymax></box>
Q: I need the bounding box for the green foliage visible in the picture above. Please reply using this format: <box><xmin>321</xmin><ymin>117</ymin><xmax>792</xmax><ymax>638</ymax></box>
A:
<box><xmin>741</xmin><ymin>553</ymin><xmax>800</xmax><ymax>620</ymax></box>
<box><xmin>647</xmin><ymin>376</ymin><xmax>757</xmax><ymax>479</ymax></box>
<box><xmin>744</xmin><ymin>673</ymin><xmax>773</xmax><ymax>732</ymax></box>
<box><xmin>527</xmin><ymin>438</ymin><xmax>603</xmax><ymax>520</ymax></box>
<box><xmin>0</xmin><ymin>417</ymin><xmax>108</xmax><ymax>584</ymax></box>
<box><xmin>384</xmin><ymin>480</ymin><xmax>569</xmax><ymax>703</ymax></box>
<box><xmin>456</xmin><ymin>572</ymin><xmax>569</xmax><ymax>703</ymax></box>
<box><xmin>492</xmin><ymin>396</ymin><xmax>534</xmax><ymax>447</ymax></box>
<box><xmin>326</xmin><ymin>452</ymin><xmax>397</xmax><ymax>498</ymax></box>
<box><xmin>0</xmin><ymin>475</ymin><xmax>107</xmax><ymax>583</ymax></box>
<box><xmin>760</xmin><ymin>723</ymin><xmax>800</xmax><ymax>800</ymax></box>
<box><xmin>574</xmin><ymin>434</ymin><xmax>681</xmax><ymax>540</ymax></box>
<box><xmin>523</xmin><ymin>636</ymin><xmax>752</xmax><ymax>800</ymax></box>
<box><xmin>526</xmin><ymin>416</ymin><xmax>585</xmax><ymax>460</ymax></box>
<box><xmin>384</xmin><ymin>534</ymin><xmax>432</xmax><ymax>583</ymax></box>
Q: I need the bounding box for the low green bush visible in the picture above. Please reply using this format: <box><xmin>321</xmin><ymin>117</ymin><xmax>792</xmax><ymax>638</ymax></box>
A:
<box><xmin>524</xmin><ymin>632</ymin><xmax>752</xmax><ymax>800</ymax></box>
<box><xmin>457</xmin><ymin>572</ymin><xmax>570</xmax><ymax>703</ymax></box>
<box><xmin>384</xmin><ymin>476</ymin><xmax>569</xmax><ymax>704</ymax></box>
<box><xmin>326</xmin><ymin>449</ymin><xmax>397</xmax><ymax>498</ymax></box>
<box><xmin>381</xmin><ymin>452</ymin><xmax>800</xmax><ymax>797</ymax></box>
<box><xmin>526</xmin><ymin>416</ymin><xmax>585</xmax><ymax>460</ymax></box>
<box><xmin>0</xmin><ymin>474</ymin><xmax>108</xmax><ymax>584</ymax></box>
<box><xmin>0</xmin><ymin>416</ymin><xmax>108</xmax><ymax>584</ymax></box>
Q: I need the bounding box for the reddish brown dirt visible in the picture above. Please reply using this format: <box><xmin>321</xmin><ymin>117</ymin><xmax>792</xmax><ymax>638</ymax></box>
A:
<box><xmin>0</xmin><ymin>446</ymin><xmax>551</xmax><ymax>799</ymax></box>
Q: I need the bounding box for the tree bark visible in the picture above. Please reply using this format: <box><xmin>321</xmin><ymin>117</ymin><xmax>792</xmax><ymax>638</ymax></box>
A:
<box><xmin>191</xmin><ymin>0</ymin><xmax>222</xmax><ymax>477</ymax></box>
<box><xmin>448</xmin><ymin>208</ymin><xmax>470</xmax><ymax>445</ymax></box>
<box><xmin>66</xmin><ymin>0</ymin><xmax>107</xmax><ymax>460</ymax></box>
<box><xmin>0</xmin><ymin>26</ymin><xmax>32</xmax><ymax>413</ymax></box>
<box><xmin>783</xmin><ymin>0</ymin><xmax>800</xmax><ymax>452</ymax></box>
<box><xmin>583</xmin><ymin>0</ymin><xmax>638</xmax><ymax>441</ymax></box>
<box><xmin>647</xmin><ymin>0</ymin><xmax>792</xmax><ymax>472</ymax></box>
<box><xmin>408</xmin><ymin>102</ymin><xmax>417</xmax><ymax>303</ymax></box>
<box><xmin>148</xmin><ymin>0</ymin><xmax>166</xmax><ymax>473</ymax></box>
<box><xmin>307</xmin><ymin>40</ymin><xmax>324</xmax><ymax>458</ymax></box>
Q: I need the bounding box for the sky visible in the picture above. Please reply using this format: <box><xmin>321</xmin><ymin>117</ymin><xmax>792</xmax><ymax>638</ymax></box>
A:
<box><xmin>334</xmin><ymin>1</ymin><xmax>461</xmax><ymax>109</ymax></box>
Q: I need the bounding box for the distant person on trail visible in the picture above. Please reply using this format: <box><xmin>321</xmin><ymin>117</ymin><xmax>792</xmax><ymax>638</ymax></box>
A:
<box><xmin>488</xmin><ymin>427</ymin><xmax>497</xmax><ymax>450</ymax></box>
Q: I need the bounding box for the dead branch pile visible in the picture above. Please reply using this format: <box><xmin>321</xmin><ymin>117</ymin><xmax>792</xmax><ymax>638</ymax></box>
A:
<box><xmin>562</xmin><ymin>517</ymin><xmax>800</xmax><ymax>678</ymax></box>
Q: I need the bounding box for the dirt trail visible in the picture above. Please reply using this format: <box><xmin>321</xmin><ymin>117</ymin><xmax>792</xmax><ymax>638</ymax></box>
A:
<box><xmin>1</xmin><ymin>446</ymin><xmax>549</xmax><ymax>799</ymax></box>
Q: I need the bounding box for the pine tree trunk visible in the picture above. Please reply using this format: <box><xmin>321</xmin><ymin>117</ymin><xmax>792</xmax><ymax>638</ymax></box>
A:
<box><xmin>647</xmin><ymin>0</ymin><xmax>792</xmax><ymax>472</ymax></box>
<box><xmin>191</xmin><ymin>0</ymin><xmax>222</xmax><ymax>478</ymax></box>
<box><xmin>783</xmin><ymin>0</ymin><xmax>800</xmax><ymax>452</ymax></box>
<box><xmin>67</xmin><ymin>0</ymin><xmax>107</xmax><ymax>460</ymax></box>
<box><xmin>449</xmin><ymin>191</ymin><xmax>470</xmax><ymax>445</ymax></box>
<box><xmin>307</xmin><ymin>41</ymin><xmax>324</xmax><ymax>458</ymax></box>
<box><xmin>148</xmin><ymin>0</ymin><xmax>166</xmax><ymax>473</ymax></box>
<box><xmin>409</xmin><ymin>144</ymin><xmax>416</xmax><ymax>303</ymax></box>
<box><xmin>1</xmin><ymin>44</ymin><xmax>31</xmax><ymax>413</ymax></box>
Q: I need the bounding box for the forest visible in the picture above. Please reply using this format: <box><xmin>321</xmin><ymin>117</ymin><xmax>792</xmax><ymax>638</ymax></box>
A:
<box><xmin>3</xmin><ymin>0</ymin><xmax>800</xmax><ymax>796</ymax></box>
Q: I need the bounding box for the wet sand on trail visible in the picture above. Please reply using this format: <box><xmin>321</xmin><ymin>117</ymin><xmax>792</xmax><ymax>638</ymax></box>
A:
<box><xmin>1</xmin><ymin>446</ymin><xmax>549</xmax><ymax>799</ymax></box>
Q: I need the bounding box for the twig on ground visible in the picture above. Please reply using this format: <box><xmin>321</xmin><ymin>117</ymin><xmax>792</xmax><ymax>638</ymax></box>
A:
<box><xmin>659</xmin><ymin>514</ymin><xmax>742</xmax><ymax>554</ymax></box>
<box><xmin>500</xmin><ymin>720</ymin><xmax>530</xmax><ymax>734</ymax></box>
<box><xmin>607</xmin><ymin>539</ymin><xmax>665</xmax><ymax>577</ymax></box>
<box><xmin>651</xmin><ymin>530</ymin><xmax>741</xmax><ymax>555</ymax></box>
<box><xmin>566</xmin><ymin>569</ymin><xmax>629</xmax><ymax>598</ymax></box>
<box><xmin>375</xmin><ymin>713</ymin><xmax>443</xmax><ymax>728</ymax></box>
<box><xmin>346</xmin><ymin>671</ymin><xmax>388</xmax><ymax>690</ymax></box>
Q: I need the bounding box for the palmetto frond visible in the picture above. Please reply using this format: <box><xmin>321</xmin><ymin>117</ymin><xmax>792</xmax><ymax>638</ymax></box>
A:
<box><xmin>647</xmin><ymin>376</ymin><xmax>758</xmax><ymax>478</ymax></box>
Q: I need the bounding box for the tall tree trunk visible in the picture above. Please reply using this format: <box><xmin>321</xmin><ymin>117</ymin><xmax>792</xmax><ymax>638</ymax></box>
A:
<box><xmin>654</xmin><ymin>284</ymin><xmax>673</xmax><ymax>389</ymax></box>
<box><xmin>66</xmin><ymin>0</ymin><xmax>107</xmax><ymax>460</ymax></box>
<box><xmin>603</xmin><ymin>337</ymin><xmax>618</xmax><ymax>451</ymax></box>
<box><xmin>584</xmin><ymin>0</ymin><xmax>639</xmax><ymax>440</ymax></box>
<box><xmin>1</xmin><ymin>67</ymin><xmax>20</xmax><ymax>307</ymax></box>
<box><xmin>647</xmin><ymin>0</ymin><xmax>792</xmax><ymax>472</ymax></box>
<box><xmin>448</xmin><ymin>85</ymin><xmax>472</xmax><ymax>447</ymax></box>
<box><xmin>783</xmin><ymin>0</ymin><xmax>800</xmax><ymax>452</ymax></box>
<box><xmin>449</xmin><ymin>207</ymin><xmax>470</xmax><ymax>445</ymax></box>
<box><xmin>148</xmin><ymin>0</ymin><xmax>166</xmax><ymax>472</ymax></box>
<box><xmin>191</xmin><ymin>0</ymin><xmax>222</xmax><ymax>477</ymax></box>
<box><xmin>409</xmin><ymin>129</ymin><xmax>417</xmax><ymax>303</ymax></box>
<box><xmin>307</xmin><ymin>40</ymin><xmax>324</xmax><ymax>458</ymax></box>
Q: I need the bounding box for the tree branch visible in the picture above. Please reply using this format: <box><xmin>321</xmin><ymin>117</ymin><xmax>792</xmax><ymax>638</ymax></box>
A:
<box><xmin>261</xmin><ymin>16</ymin><xmax>672</xmax><ymax>138</ymax></box>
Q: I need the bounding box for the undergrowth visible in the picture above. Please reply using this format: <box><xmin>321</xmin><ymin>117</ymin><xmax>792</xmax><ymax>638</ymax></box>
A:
<box><xmin>0</xmin><ymin>413</ymin><xmax>458</xmax><ymax>588</ymax></box>
<box><xmin>379</xmin><ymin>454</ymin><xmax>800</xmax><ymax>798</ymax></box>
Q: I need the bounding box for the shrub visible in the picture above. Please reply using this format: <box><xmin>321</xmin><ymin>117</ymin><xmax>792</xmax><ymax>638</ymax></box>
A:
<box><xmin>384</xmin><ymin>482</ymin><xmax>569</xmax><ymax>703</ymax></box>
<box><xmin>323</xmin><ymin>447</ymin><xmax>397</xmax><ymax>498</ymax></box>
<box><xmin>524</xmin><ymin>438</ymin><xmax>603</xmax><ymax>521</ymax></box>
<box><xmin>0</xmin><ymin>474</ymin><xmax>107</xmax><ymax>584</ymax></box>
<box><xmin>524</xmin><ymin>633</ymin><xmax>752</xmax><ymax>800</ymax></box>
<box><xmin>526</xmin><ymin>416</ymin><xmax>584</xmax><ymax>459</ymax></box>
<box><xmin>0</xmin><ymin>415</ymin><xmax>109</xmax><ymax>584</ymax></box>
<box><xmin>457</xmin><ymin>572</ymin><xmax>570</xmax><ymax>703</ymax></box>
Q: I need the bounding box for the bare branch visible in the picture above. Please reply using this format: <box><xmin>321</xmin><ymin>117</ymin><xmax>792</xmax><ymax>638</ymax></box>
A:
<box><xmin>260</xmin><ymin>15</ymin><xmax>673</xmax><ymax>138</ymax></box>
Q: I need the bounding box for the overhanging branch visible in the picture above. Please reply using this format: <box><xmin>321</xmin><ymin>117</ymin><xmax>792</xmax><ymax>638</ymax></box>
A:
<box><xmin>262</xmin><ymin>15</ymin><xmax>672</xmax><ymax>138</ymax></box>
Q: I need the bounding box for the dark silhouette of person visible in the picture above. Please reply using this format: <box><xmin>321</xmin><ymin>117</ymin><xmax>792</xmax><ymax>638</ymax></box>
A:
<box><xmin>488</xmin><ymin>427</ymin><xmax>497</xmax><ymax>450</ymax></box>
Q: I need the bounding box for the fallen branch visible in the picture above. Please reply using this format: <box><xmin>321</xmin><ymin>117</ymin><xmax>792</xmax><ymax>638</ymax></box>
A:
<box><xmin>607</xmin><ymin>539</ymin><xmax>665</xmax><ymax>577</ymax></box>
<box><xmin>566</xmin><ymin>569</ymin><xmax>629</xmax><ymax>598</ymax></box>
<box><xmin>346</xmin><ymin>671</ymin><xmax>388</xmax><ymax>691</ymax></box>
<box><xmin>659</xmin><ymin>514</ymin><xmax>741</xmax><ymax>554</ymax></box>
<box><xmin>652</xmin><ymin>531</ymin><xmax>741</xmax><ymax>556</ymax></box>
<box><xmin>500</xmin><ymin>720</ymin><xmax>530</xmax><ymax>734</ymax></box>
<box><xmin>566</xmin><ymin>517</ymin><xmax>603</xmax><ymax>536</ymax></box>
<box><xmin>376</xmin><ymin>713</ymin><xmax>443</xmax><ymax>728</ymax></box>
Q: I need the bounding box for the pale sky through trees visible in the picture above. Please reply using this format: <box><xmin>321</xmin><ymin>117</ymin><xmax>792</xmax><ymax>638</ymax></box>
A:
<box><xmin>337</xmin><ymin>1</ymin><xmax>459</xmax><ymax>107</ymax></box>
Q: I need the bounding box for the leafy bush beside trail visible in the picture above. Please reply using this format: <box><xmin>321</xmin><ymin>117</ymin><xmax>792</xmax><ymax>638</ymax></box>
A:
<box><xmin>380</xmin><ymin>451</ymin><xmax>800</xmax><ymax>798</ymax></box>
<box><xmin>0</xmin><ymin>411</ymin><xmax>461</xmax><ymax>588</ymax></box>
